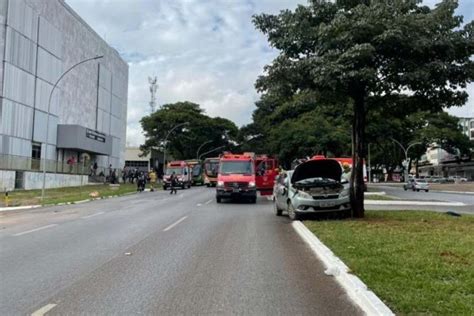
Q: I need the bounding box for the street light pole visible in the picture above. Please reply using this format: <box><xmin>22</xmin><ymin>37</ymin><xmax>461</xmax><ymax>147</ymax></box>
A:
<box><xmin>196</xmin><ymin>140</ymin><xmax>212</xmax><ymax>160</ymax></box>
<box><xmin>391</xmin><ymin>138</ymin><xmax>423</xmax><ymax>181</ymax></box>
<box><xmin>162</xmin><ymin>122</ymin><xmax>190</xmax><ymax>176</ymax></box>
<box><xmin>41</xmin><ymin>55</ymin><xmax>104</xmax><ymax>203</ymax></box>
<box><xmin>198</xmin><ymin>145</ymin><xmax>226</xmax><ymax>160</ymax></box>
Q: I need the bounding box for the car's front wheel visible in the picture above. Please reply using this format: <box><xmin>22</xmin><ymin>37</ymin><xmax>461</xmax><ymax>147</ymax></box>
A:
<box><xmin>288</xmin><ymin>202</ymin><xmax>300</xmax><ymax>221</ymax></box>
<box><xmin>274</xmin><ymin>201</ymin><xmax>282</xmax><ymax>216</ymax></box>
<box><xmin>216</xmin><ymin>196</ymin><xmax>222</xmax><ymax>203</ymax></box>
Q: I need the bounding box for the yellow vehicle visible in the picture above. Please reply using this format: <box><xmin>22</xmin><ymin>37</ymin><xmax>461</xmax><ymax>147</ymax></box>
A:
<box><xmin>203</xmin><ymin>157</ymin><xmax>220</xmax><ymax>187</ymax></box>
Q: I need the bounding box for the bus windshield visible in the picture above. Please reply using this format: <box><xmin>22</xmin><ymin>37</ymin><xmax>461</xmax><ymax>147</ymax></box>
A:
<box><xmin>204</xmin><ymin>161</ymin><xmax>219</xmax><ymax>176</ymax></box>
<box><xmin>220</xmin><ymin>161</ymin><xmax>253</xmax><ymax>175</ymax></box>
<box><xmin>192</xmin><ymin>165</ymin><xmax>201</xmax><ymax>176</ymax></box>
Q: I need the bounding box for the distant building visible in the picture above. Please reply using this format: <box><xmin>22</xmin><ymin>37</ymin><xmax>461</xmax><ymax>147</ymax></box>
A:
<box><xmin>418</xmin><ymin>144</ymin><xmax>473</xmax><ymax>180</ymax></box>
<box><xmin>458</xmin><ymin>117</ymin><xmax>474</xmax><ymax>141</ymax></box>
<box><xmin>0</xmin><ymin>0</ymin><xmax>128</xmax><ymax>190</ymax></box>
<box><xmin>124</xmin><ymin>147</ymin><xmax>151</xmax><ymax>172</ymax></box>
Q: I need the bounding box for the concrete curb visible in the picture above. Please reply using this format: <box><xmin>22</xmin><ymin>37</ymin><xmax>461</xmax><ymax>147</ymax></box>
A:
<box><xmin>364</xmin><ymin>191</ymin><xmax>386</xmax><ymax>196</ymax></box>
<box><xmin>0</xmin><ymin>205</ymin><xmax>41</xmax><ymax>212</ymax></box>
<box><xmin>364</xmin><ymin>200</ymin><xmax>465</xmax><ymax>206</ymax></box>
<box><xmin>292</xmin><ymin>221</ymin><xmax>394</xmax><ymax>316</ymax></box>
<box><xmin>433</xmin><ymin>190</ymin><xmax>474</xmax><ymax>195</ymax></box>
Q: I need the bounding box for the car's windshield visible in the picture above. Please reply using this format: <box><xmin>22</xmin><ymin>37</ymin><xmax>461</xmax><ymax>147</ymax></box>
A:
<box><xmin>165</xmin><ymin>167</ymin><xmax>183</xmax><ymax>175</ymax></box>
<box><xmin>220</xmin><ymin>161</ymin><xmax>254</xmax><ymax>175</ymax></box>
<box><xmin>416</xmin><ymin>179</ymin><xmax>426</xmax><ymax>183</ymax></box>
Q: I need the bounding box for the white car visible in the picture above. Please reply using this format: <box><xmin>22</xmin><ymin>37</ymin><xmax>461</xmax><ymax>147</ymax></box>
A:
<box><xmin>404</xmin><ymin>179</ymin><xmax>429</xmax><ymax>192</ymax></box>
<box><xmin>273</xmin><ymin>159</ymin><xmax>351</xmax><ymax>220</ymax></box>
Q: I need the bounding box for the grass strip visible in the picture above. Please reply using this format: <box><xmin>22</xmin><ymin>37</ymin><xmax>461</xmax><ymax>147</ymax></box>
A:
<box><xmin>305</xmin><ymin>211</ymin><xmax>474</xmax><ymax>315</ymax></box>
<box><xmin>2</xmin><ymin>183</ymin><xmax>161</xmax><ymax>206</ymax></box>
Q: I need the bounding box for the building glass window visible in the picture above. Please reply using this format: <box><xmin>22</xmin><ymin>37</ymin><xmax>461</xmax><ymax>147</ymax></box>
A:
<box><xmin>31</xmin><ymin>142</ymin><xmax>41</xmax><ymax>170</ymax></box>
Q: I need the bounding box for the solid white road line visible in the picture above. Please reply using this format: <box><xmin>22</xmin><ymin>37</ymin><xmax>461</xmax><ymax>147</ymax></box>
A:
<box><xmin>13</xmin><ymin>224</ymin><xmax>58</xmax><ymax>237</ymax></box>
<box><xmin>197</xmin><ymin>203</ymin><xmax>202</xmax><ymax>207</ymax></box>
<box><xmin>205</xmin><ymin>199</ymin><xmax>213</xmax><ymax>205</ymax></box>
<box><xmin>364</xmin><ymin>200</ymin><xmax>465</xmax><ymax>206</ymax></box>
<box><xmin>163</xmin><ymin>216</ymin><xmax>188</xmax><ymax>232</ymax></box>
<box><xmin>81</xmin><ymin>211</ymin><xmax>105</xmax><ymax>219</ymax></box>
<box><xmin>31</xmin><ymin>303</ymin><xmax>57</xmax><ymax>316</ymax></box>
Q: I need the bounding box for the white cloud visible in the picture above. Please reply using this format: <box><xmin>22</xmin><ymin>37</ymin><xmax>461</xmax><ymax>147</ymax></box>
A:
<box><xmin>66</xmin><ymin>0</ymin><xmax>473</xmax><ymax>146</ymax></box>
<box><xmin>67</xmin><ymin>0</ymin><xmax>302</xmax><ymax>146</ymax></box>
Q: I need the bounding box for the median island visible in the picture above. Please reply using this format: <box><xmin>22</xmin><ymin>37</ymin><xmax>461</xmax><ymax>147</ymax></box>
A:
<box><xmin>305</xmin><ymin>211</ymin><xmax>474</xmax><ymax>315</ymax></box>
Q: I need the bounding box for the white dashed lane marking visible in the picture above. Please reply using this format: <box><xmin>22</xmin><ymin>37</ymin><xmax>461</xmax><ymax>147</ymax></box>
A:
<box><xmin>163</xmin><ymin>216</ymin><xmax>188</xmax><ymax>232</ymax></box>
<box><xmin>31</xmin><ymin>303</ymin><xmax>57</xmax><ymax>316</ymax></box>
<box><xmin>81</xmin><ymin>212</ymin><xmax>105</xmax><ymax>219</ymax></box>
<box><xmin>13</xmin><ymin>224</ymin><xmax>58</xmax><ymax>237</ymax></box>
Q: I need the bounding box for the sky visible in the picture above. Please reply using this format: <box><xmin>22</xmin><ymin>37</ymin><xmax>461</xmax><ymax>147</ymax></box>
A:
<box><xmin>66</xmin><ymin>0</ymin><xmax>474</xmax><ymax>147</ymax></box>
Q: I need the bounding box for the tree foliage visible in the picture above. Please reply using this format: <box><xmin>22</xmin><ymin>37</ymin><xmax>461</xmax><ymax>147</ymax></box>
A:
<box><xmin>140</xmin><ymin>102</ymin><xmax>239</xmax><ymax>160</ymax></box>
<box><xmin>253</xmin><ymin>0</ymin><xmax>474</xmax><ymax>217</ymax></box>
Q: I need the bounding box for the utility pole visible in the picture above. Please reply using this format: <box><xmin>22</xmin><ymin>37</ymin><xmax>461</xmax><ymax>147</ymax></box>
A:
<box><xmin>148</xmin><ymin>76</ymin><xmax>158</xmax><ymax>113</ymax></box>
<box><xmin>162</xmin><ymin>122</ymin><xmax>190</xmax><ymax>176</ymax></box>
<box><xmin>391</xmin><ymin>138</ymin><xmax>423</xmax><ymax>182</ymax></box>
<box><xmin>41</xmin><ymin>55</ymin><xmax>103</xmax><ymax>203</ymax></box>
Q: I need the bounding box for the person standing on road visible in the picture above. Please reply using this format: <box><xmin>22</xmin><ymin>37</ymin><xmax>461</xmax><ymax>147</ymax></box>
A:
<box><xmin>170</xmin><ymin>172</ymin><xmax>178</xmax><ymax>195</ymax></box>
<box><xmin>93</xmin><ymin>161</ymin><xmax>98</xmax><ymax>176</ymax></box>
<box><xmin>137</xmin><ymin>172</ymin><xmax>146</xmax><ymax>192</ymax></box>
<box><xmin>149</xmin><ymin>169</ymin><xmax>157</xmax><ymax>192</ymax></box>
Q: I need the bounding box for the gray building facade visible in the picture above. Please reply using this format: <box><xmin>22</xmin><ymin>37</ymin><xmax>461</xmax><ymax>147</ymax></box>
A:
<box><xmin>0</xmin><ymin>0</ymin><xmax>128</xmax><ymax>189</ymax></box>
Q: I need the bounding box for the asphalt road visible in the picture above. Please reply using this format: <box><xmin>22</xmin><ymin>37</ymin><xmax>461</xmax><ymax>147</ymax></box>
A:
<box><xmin>371</xmin><ymin>184</ymin><xmax>474</xmax><ymax>205</ymax></box>
<box><xmin>0</xmin><ymin>187</ymin><xmax>361</xmax><ymax>315</ymax></box>
<box><xmin>366</xmin><ymin>184</ymin><xmax>474</xmax><ymax>214</ymax></box>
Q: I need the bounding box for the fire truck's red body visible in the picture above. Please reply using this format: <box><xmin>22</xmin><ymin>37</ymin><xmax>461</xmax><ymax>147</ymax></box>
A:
<box><xmin>254</xmin><ymin>154</ymin><xmax>279</xmax><ymax>196</ymax></box>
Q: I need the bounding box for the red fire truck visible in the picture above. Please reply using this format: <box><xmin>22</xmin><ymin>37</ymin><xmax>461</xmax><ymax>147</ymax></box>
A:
<box><xmin>216</xmin><ymin>153</ymin><xmax>257</xmax><ymax>203</ymax></box>
<box><xmin>163</xmin><ymin>160</ymin><xmax>192</xmax><ymax>190</ymax></box>
<box><xmin>254</xmin><ymin>154</ymin><xmax>279</xmax><ymax>196</ymax></box>
<box><xmin>311</xmin><ymin>155</ymin><xmax>367</xmax><ymax>190</ymax></box>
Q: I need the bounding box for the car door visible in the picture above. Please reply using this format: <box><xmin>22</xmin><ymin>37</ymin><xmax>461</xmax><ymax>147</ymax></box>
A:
<box><xmin>274</xmin><ymin>174</ymin><xmax>284</xmax><ymax>209</ymax></box>
<box><xmin>276</xmin><ymin>173</ymin><xmax>289</xmax><ymax>210</ymax></box>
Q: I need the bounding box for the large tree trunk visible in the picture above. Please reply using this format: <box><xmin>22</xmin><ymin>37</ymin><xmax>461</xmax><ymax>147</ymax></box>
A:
<box><xmin>350</xmin><ymin>93</ymin><xmax>366</xmax><ymax>218</ymax></box>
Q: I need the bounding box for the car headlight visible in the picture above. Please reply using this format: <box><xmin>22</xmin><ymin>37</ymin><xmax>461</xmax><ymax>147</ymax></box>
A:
<box><xmin>248</xmin><ymin>181</ymin><xmax>256</xmax><ymax>187</ymax></box>
<box><xmin>297</xmin><ymin>190</ymin><xmax>312</xmax><ymax>199</ymax></box>
<box><xmin>340</xmin><ymin>189</ymin><xmax>350</xmax><ymax>198</ymax></box>
<box><xmin>217</xmin><ymin>181</ymin><xmax>224</xmax><ymax>187</ymax></box>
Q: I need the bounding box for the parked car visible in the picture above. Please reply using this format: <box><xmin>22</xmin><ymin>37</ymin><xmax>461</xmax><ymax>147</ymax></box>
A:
<box><xmin>450</xmin><ymin>176</ymin><xmax>468</xmax><ymax>182</ymax></box>
<box><xmin>273</xmin><ymin>159</ymin><xmax>350</xmax><ymax>220</ymax></box>
<box><xmin>430</xmin><ymin>177</ymin><xmax>448</xmax><ymax>184</ymax></box>
<box><xmin>404</xmin><ymin>179</ymin><xmax>430</xmax><ymax>192</ymax></box>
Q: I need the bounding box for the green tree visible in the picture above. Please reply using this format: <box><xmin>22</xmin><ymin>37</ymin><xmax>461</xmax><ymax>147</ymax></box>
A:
<box><xmin>140</xmin><ymin>102</ymin><xmax>238</xmax><ymax>160</ymax></box>
<box><xmin>254</xmin><ymin>0</ymin><xmax>474</xmax><ymax>217</ymax></box>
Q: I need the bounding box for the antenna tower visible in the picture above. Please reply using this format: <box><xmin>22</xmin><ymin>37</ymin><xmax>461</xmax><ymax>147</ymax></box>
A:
<box><xmin>148</xmin><ymin>76</ymin><xmax>158</xmax><ymax>113</ymax></box>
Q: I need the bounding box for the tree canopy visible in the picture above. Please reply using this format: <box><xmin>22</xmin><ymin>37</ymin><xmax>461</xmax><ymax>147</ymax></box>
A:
<box><xmin>140</xmin><ymin>102</ymin><xmax>239</xmax><ymax>160</ymax></box>
<box><xmin>253</xmin><ymin>0</ymin><xmax>474</xmax><ymax>217</ymax></box>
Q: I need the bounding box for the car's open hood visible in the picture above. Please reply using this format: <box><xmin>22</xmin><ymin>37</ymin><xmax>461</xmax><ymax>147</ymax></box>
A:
<box><xmin>291</xmin><ymin>159</ymin><xmax>342</xmax><ymax>183</ymax></box>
